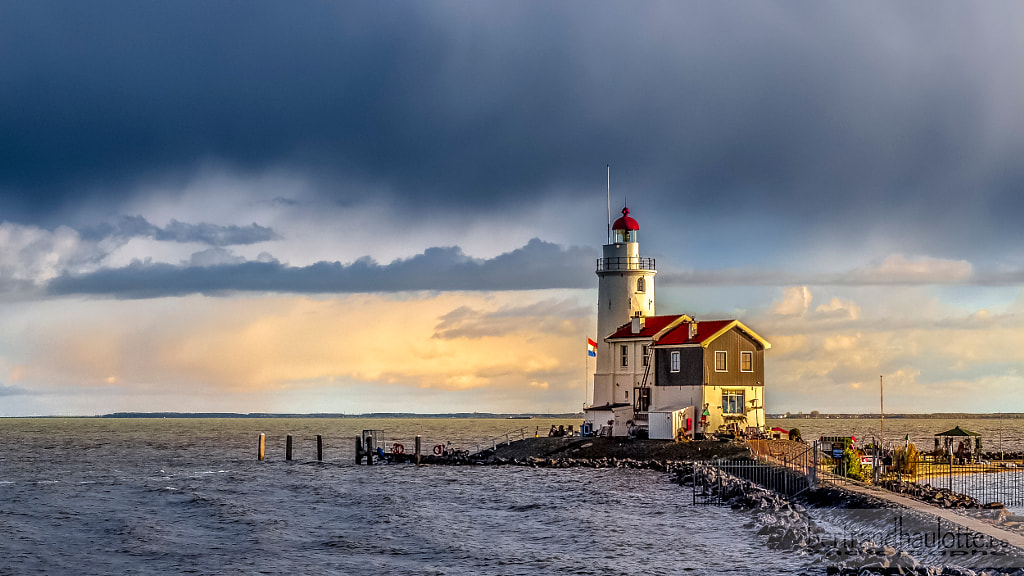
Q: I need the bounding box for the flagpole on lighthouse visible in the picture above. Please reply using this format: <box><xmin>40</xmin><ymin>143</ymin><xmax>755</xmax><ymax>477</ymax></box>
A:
<box><xmin>606</xmin><ymin>164</ymin><xmax>611</xmax><ymax>243</ymax></box>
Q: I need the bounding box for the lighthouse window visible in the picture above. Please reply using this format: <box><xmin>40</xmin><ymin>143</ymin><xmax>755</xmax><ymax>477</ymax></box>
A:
<box><xmin>620</xmin><ymin>345</ymin><xmax>629</xmax><ymax>367</ymax></box>
<box><xmin>636</xmin><ymin>277</ymin><xmax>645</xmax><ymax>293</ymax></box>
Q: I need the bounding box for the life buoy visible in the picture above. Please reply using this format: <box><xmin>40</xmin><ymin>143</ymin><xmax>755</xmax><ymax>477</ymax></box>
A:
<box><xmin>391</xmin><ymin>443</ymin><xmax>404</xmax><ymax>454</ymax></box>
<box><xmin>433</xmin><ymin>444</ymin><xmax>444</xmax><ymax>456</ymax></box>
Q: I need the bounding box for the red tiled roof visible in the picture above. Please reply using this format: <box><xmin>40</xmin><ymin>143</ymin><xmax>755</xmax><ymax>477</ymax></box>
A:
<box><xmin>606</xmin><ymin>315</ymin><xmax>682</xmax><ymax>339</ymax></box>
<box><xmin>606</xmin><ymin>316</ymin><xmax>771</xmax><ymax>349</ymax></box>
<box><xmin>656</xmin><ymin>319</ymin><xmax>734</xmax><ymax>345</ymax></box>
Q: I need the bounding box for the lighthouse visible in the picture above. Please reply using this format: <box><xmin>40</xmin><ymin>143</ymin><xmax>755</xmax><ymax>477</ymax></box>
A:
<box><xmin>590</xmin><ymin>206</ymin><xmax>656</xmax><ymax>409</ymax></box>
<box><xmin>584</xmin><ymin>205</ymin><xmax>771</xmax><ymax>439</ymax></box>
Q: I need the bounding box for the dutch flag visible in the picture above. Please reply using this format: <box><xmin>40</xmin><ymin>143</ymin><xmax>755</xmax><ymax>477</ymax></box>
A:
<box><xmin>587</xmin><ymin>338</ymin><xmax>597</xmax><ymax>357</ymax></box>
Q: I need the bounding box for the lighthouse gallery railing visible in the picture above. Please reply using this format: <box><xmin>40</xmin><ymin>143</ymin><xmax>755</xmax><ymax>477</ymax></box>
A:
<box><xmin>596</xmin><ymin>257</ymin><xmax>656</xmax><ymax>272</ymax></box>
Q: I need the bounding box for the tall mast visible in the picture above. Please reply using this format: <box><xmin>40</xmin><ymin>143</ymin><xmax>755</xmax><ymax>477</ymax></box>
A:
<box><xmin>880</xmin><ymin>374</ymin><xmax>884</xmax><ymax>442</ymax></box>
<box><xmin>606</xmin><ymin>164</ymin><xmax>611</xmax><ymax>243</ymax></box>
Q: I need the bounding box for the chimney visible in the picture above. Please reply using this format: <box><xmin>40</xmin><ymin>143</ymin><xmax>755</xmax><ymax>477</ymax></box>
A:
<box><xmin>631</xmin><ymin>314</ymin><xmax>645</xmax><ymax>334</ymax></box>
<box><xmin>689</xmin><ymin>320</ymin><xmax>697</xmax><ymax>340</ymax></box>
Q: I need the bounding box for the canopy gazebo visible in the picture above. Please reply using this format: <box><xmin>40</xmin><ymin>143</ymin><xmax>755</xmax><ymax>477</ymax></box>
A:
<box><xmin>934</xmin><ymin>426</ymin><xmax>981</xmax><ymax>463</ymax></box>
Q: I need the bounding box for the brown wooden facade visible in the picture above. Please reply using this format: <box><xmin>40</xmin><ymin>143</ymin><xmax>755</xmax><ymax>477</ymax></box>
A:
<box><xmin>654</xmin><ymin>329</ymin><xmax>765</xmax><ymax>388</ymax></box>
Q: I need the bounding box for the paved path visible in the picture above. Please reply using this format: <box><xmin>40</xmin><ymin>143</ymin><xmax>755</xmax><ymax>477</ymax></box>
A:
<box><xmin>837</xmin><ymin>480</ymin><xmax>1024</xmax><ymax>551</ymax></box>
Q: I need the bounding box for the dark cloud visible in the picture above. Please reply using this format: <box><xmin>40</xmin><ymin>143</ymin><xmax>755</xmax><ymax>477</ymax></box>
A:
<box><xmin>80</xmin><ymin>216</ymin><xmax>277</xmax><ymax>246</ymax></box>
<box><xmin>46</xmin><ymin>239</ymin><xmax>597</xmax><ymax>298</ymax></box>
<box><xmin>0</xmin><ymin>383</ymin><xmax>33</xmax><ymax>397</ymax></box>
<box><xmin>2</xmin><ymin>1</ymin><xmax>1023</xmax><ymax>260</ymax></box>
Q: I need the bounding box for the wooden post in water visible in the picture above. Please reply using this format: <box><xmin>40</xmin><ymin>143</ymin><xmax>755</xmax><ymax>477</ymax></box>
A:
<box><xmin>317</xmin><ymin>435</ymin><xmax>323</xmax><ymax>462</ymax></box>
<box><xmin>365</xmin><ymin>435</ymin><xmax>373</xmax><ymax>465</ymax></box>
<box><xmin>286</xmin><ymin>434</ymin><xmax>293</xmax><ymax>461</ymax></box>
<box><xmin>415</xmin><ymin>435</ymin><xmax>422</xmax><ymax>467</ymax></box>
<box><xmin>258</xmin><ymin>433</ymin><xmax>266</xmax><ymax>461</ymax></box>
<box><xmin>355</xmin><ymin>435</ymin><xmax>363</xmax><ymax>465</ymax></box>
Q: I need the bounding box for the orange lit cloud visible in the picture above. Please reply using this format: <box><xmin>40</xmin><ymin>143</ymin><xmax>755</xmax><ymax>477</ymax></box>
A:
<box><xmin>9</xmin><ymin>292</ymin><xmax>593</xmax><ymax>411</ymax></box>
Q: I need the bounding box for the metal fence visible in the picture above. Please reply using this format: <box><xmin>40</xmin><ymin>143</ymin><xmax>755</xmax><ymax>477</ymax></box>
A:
<box><xmin>882</xmin><ymin>456</ymin><xmax>1024</xmax><ymax>507</ymax></box>
<box><xmin>708</xmin><ymin>440</ymin><xmax>1024</xmax><ymax>508</ymax></box>
<box><xmin>702</xmin><ymin>457</ymin><xmax>814</xmax><ymax>499</ymax></box>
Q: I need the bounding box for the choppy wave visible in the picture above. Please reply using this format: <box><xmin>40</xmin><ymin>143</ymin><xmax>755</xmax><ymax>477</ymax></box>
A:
<box><xmin>0</xmin><ymin>417</ymin><xmax>806</xmax><ymax>575</ymax></box>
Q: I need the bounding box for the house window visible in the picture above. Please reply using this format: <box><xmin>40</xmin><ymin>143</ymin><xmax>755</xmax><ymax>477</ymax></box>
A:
<box><xmin>642</xmin><ymin>345</ymin><xmax>649</xmax><ymax>367</ymax></box>
<box><xmin>715</xmin><ymin>350</ymin><xmax>727</xmax><ymax>372</ymax></box>
<box><xmin>741</xmin><ymin>351</ymin><xmax>753</xmax><ymax>372</ymax></box>
<box><xmin>620</xmin><ymin>345</ymin><xmax>629</xmax><ymax>367</ymax></box>
<box><xmin>636</xmin><ymin>277</ymin><xmax>645</xmax><ymax>293</ymax></box>
<box><xmin>722</xmin><ymin>391</ymin><xmax>745</xmax><ymax>414</ymax></box>
<box><xmin>670</xmin><ymin>351</ymin><xmax>681</xmax><ymax>373</ymax></box>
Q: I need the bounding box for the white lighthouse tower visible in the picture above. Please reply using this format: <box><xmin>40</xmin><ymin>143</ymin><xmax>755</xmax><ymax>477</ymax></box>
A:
<box><xmin>590</xmin><ymin>206</ymin><xmax>657</xmax><ymax>411</ymax></box>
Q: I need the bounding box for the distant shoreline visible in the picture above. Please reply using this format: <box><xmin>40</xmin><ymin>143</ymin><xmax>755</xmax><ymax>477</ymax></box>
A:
<box><xmin>1</xmin><ymin>412</ymin><xmax>586</xmax><ymax>419</ymax></box>
<box><xmin>1</xmin><ymin>411</ymin><xmax>1021</xmax><ymax>419</ymax></box>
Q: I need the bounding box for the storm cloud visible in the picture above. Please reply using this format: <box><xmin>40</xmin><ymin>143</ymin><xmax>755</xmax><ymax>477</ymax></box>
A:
<box><xmin>46</xmin><ymin>238</ymin><xmax>597</xmax><ymax>298</ymax></box>
<box><xmin>2</xmin><ymin>1</ymin><xmax>1024</xmax><ymax>261</ymax></box>
<box><xmin>80</xmin><ymin>216</ymin><xmax>278</xmax><ymax>246</ymax></box>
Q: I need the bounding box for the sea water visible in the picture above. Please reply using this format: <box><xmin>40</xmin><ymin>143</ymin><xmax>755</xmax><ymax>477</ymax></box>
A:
<box><xmin>0</xmin><ymin>418</ymin><xmax>809</xmax><ymax>575</ymax></box>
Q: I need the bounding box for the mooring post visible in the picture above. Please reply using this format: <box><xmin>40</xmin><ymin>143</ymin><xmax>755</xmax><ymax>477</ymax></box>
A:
<box><xmin>317</xmin><ymin>435</ymin><xmax>323</xmax><ymax>462</ymax></box>
<box><xmin>258</xmin><ymin>433</ymin><xmax>266</xmax><ymax>461</ymax></box>
<box><xmin>355</xmin><ymin>435</ymin><xmax>363</xmax><ymax>465</ymax></box>
<box><xmin>286</xmin><ymin>434</ymin><xmax>293</xmax><ymax>461</ymax></box>
<box><xmin>415</xmin><ymin>435</ymin><xmax>422</xmax><ymax>467</ymax></box>
<box><xmin>365</xmin><ymin>436</ymin><xmax>374</xmax><ymax>465</ymax></box>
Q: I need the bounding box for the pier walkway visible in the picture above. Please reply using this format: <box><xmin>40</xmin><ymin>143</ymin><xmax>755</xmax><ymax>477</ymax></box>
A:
<box><xmin>838</xmin><ymin>479</ymin><xmax>1024</xmax><ymax>551</ymax></box>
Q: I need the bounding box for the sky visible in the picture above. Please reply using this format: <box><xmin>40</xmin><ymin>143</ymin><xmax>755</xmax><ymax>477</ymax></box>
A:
<box><xmin>2</xmin><ymin>1</ymin><xmax>1024</xmax><ymax>416</ymax></box>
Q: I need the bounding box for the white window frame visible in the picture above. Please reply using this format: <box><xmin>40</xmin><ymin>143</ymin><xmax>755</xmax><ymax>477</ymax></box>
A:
<box><xmin>642</xmin><ymin>345</ymin><xmax>649</xmax><ymax>367</ymax></box>
<box><xmin>740</xmin><ymin>351</ymin><xmax>753</xmax><ymax>373</ymax></box>
<box><xmin>714</xmin><ymin>350</ymin><xmax>727</xmax><ymax>372</ymax></box>
<box><xmin>722</xmin><ymin>390</ymin><xmax>745</xmax><ymax>414</ymax></box>
<box><xmin>620</xmin><ymin>344</ymin><xmax>629</xmax><ymax>367</ymax></box>
<box><xmin>670</xmin><ymin>350</ymin><xmax>681</xmax><ymax>373</ymax></box>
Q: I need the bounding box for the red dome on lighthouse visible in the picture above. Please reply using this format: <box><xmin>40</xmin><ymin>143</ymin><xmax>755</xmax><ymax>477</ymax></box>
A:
<box><xmin>612</xmin><ymin>207</ymin><xmax>639</xmax><ymax>231</ymax></box>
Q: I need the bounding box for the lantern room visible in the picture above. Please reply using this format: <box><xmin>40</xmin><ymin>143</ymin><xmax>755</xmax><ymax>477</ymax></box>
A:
<box><xmin>612</xmin><ymin>207</ymin><xmax>639</xmax><ymax>243</ymax></box>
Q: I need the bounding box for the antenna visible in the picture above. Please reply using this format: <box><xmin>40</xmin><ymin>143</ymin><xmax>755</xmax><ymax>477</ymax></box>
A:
<box><xmin>606</xmin><ymin>164</ymin><xmax>611</xmax><ymax>243</ymax></box>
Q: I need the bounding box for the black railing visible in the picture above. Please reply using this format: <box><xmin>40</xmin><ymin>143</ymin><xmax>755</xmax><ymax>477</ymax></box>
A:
<box><xmin>596</xmin><ymin>257</ymin><xmax>656</xmax><ymax>272</ymax></box>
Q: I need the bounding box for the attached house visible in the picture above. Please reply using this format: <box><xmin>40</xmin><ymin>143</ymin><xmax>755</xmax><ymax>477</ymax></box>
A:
<box><xmin>604</xmin><ymin>314</ymin><xmax>771</xmax><ymax>437</ymax></box>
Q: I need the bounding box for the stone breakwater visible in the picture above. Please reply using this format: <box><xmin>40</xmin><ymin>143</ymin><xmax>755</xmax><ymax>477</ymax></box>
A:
<box><xmin>392</xmin><ymin>437</ymin><xmax>753</xmax><ymax>465</ymax></box>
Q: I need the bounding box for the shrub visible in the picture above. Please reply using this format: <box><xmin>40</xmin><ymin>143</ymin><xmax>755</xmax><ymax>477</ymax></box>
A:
<box><xmin>835</xmin><ymin>447</ymin><xmax>868</xmax><ymax>481</ymax></box>
<box><xmin>892</xmin><ymin>444</ymin><xmax>920</xmax><ymax>476</ymax></box>
<box><xmin>788</xmin><ymin>428</ymin><xmax>802</xmax><ymax>443</ymax></box>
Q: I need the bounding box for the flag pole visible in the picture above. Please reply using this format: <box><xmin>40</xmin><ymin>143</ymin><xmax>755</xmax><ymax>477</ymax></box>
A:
<box><xmin>606</xmin><ymin>164</ymin><xmax>611</xmax><ymax>243</ymax></box>
<box><xmin>586</xmin><ymin>341</ymin><xmax>589</xmax><ymax>408</ymax></box>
